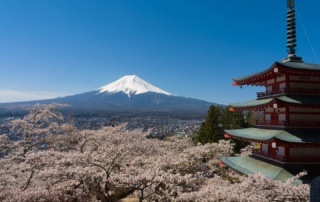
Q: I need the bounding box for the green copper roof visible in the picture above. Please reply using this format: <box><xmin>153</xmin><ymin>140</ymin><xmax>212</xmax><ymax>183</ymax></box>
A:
<box><xmin>225</xmin><ymin>128</ymin><xmax>278</xmax><ymax>141</ymax></box>
<box><xmin>277</xmin><ymin>95</ymin><xmax>320</xmax><ymax>105</ymax></box>
<box><xmin>225</xmin><ymin>128</ymin><xmax>320</xmax><ymax>143</ymax></box>
<box><xmin>283</xmin><ymin>62</ymin><xmax>320</xmax><ymax>70</ymax></box>
<box><xmin>220</xmin><ymin>156</ymin><xmax>301</xmax><ymax>184</ymax></box>
<box><xmin>231</xmin><ymin>95</ymin><xmax>320</xmax><ymax>108</ymax></box>
<box><xmin>230</xmin><ymin>98</ymin><xmax>273</xmax><ymax>108</ymax></box>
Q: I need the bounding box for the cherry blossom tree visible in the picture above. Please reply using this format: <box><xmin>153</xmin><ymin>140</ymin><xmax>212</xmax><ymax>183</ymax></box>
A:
<box><xmin>0</xmin><ymin>104</ymin><xmax>310</xmax><ymax>202</ymax></box>
<box><xmin>177</xmin><ymin>172</ymin><xmax>309</xmax><ymax>201</ymax></box>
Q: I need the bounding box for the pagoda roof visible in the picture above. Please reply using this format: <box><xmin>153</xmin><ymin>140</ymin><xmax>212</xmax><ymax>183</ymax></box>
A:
<box><xmin>224</xmin><ymin>128</ymin><xmax>320</xmax><ymax>143</ymax></box>
<box><xmin>283</xmin><ymin>61</ymin><xmax>320</xmax><ymax>70</ymax></box>
<box><xmin>230</xmin><ymin>95</ymin><xmax>320</xmax><ymax>110</ymax></box>
<box><xmin>220</xmin><ymin>156</ymin><xmax>300</xmax><ymax>184</ymax></box>
<box><xmin>233</xmin><ymin>61</ymin><xmax>320</xmax><ymax>86</ymax></box>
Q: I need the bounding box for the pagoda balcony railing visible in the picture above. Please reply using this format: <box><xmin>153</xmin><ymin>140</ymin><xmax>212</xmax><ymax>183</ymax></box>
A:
<box><xmin>257</xmin><ymin>88</ymin><xmax>320</xmax><ymax>98</ymax></box>
<box><xmin>253</xmin><ymin>150</ymin><xmax>320</xmax><ymax>163</ymax></box>
<box><xmin>256</xmin><ymin>120</ymin><xmax>320</xmax><ymax>128</ymax></box>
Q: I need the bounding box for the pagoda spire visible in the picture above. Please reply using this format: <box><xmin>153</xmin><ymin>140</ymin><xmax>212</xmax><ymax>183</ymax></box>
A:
<box><xmin>283</xmin><ymin>0</ymin><xmax>303</xmax><ymax>63</ymax></box>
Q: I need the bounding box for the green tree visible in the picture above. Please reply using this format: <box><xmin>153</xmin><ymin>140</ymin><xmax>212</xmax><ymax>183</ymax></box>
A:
<box><xmin>193</xmin><ymin>106</ymin><xmax>255</xmax><ymax>153</ymax></box>
<box><xmin>221</xmin><ymin>106</ymin><xmax>249</xmax><ymax>153</ymax></box>
<box><xmin>221</xmin><ymin>106</ymin><xmax>245</xmax><ymax>130</ymax></box>
<box><xmin>193</xmin><ymin>105</ymin><xmax>224</xmax><ymax>144</ymax></box>
<box><xmin>244</xmin><ymin>111</ymin><xmax>258</xmax><ymax>127</ymax></box>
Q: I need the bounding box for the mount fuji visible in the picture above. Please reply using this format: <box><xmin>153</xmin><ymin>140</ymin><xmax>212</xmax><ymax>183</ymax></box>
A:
<box><xmin>0</xmin><ymin>75</ymin><xmax>215</xmax><ymax>115</ymax></box>
<box><xmin>99</xmin><ymin>75</ymin><xmax>173</xmax><ymax>97</ymax></box>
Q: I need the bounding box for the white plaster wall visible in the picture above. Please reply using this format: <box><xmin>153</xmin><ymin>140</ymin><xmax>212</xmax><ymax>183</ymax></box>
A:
<box><xmin>267</xmin><ymin>79</ymin><xmax>275</xmax><ymax>84</ymax></box>
<box><xmin>276</xmin><ymin>108</ymin><xmax>286</xmax><ymax>113</ymax></box>
<box><xmin>265</xmin><ymin>108</ymin><xmax>274</xmax><ymax>113</ymax></box>
<box><xmin>276</xmin><ymin>76</ymin><xmax>286</xmax><ymax>82</ymax></box>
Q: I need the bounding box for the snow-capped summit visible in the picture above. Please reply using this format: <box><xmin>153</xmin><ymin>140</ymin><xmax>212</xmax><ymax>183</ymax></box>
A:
<box><xmin>99</xmin><ymin>75</ymin><xmax>173</xmax><ymax>97</ymax></box>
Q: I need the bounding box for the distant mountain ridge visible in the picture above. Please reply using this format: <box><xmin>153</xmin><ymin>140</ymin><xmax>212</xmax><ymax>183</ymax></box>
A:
<box><xmin>0</xmin><ymin>75</ymin><xmax>216</xmax><ymax>115</ymax></box>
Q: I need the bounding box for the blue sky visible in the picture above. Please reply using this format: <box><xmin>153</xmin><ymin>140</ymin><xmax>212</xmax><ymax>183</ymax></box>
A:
<box><xmin>0</xmin><ymin>0</ymin><xmax>319</xmax><ymax>104</ymax></box>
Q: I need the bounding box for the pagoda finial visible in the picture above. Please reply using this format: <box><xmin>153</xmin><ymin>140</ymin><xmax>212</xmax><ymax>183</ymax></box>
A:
<box><xmin>283</xmin><ymin>0</ymin><xmax>303</xmax><ymax>63</ymax></box>
<box><xmin>287</xmin><ymin>0</ymin><xmax>294</xmax><ymax>9</ymax></box>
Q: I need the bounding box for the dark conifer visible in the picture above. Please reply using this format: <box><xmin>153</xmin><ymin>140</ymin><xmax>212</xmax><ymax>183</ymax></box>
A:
<box><xmin>193</xmin><ymin>105</ymin><xmax>224</xmax><ymax>144</ymax></box>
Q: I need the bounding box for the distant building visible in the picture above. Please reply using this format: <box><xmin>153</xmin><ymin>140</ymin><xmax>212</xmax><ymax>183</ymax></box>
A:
<box><xmin>221</xmin><ymin>0</ymin><xmax>320</xmax><ymax>183</ymax></box>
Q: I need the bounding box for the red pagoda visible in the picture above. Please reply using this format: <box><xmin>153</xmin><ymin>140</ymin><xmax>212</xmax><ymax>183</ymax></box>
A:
<box><xmin>221</xmin><ymin>0</ymin><xmax>320</xmax><ymax>182</ymax></box>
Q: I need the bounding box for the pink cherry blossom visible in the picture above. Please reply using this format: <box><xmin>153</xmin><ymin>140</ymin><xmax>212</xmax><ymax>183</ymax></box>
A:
<box><xmin>0</xmin><ymin>104</ymin><xmax>309</xmax><ymax>201</ymax></box>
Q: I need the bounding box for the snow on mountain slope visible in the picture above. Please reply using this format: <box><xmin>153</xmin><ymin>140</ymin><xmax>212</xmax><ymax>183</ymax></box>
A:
<box><xmin>99</xmin><ymin>75</ymin><xmax>173</xmax><ymax>97</ymax></box>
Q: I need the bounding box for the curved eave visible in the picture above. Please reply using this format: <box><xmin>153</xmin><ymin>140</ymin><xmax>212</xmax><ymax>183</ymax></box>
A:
<box><xmin>230</xmin><ymin>95</ymin><xmax>320</xmax><ymax>111</ymax></box>
<box><xmin>277</xmin><ymin>95</ymin><xmax>320</xmax><ymax>106</ymax></box>
<box><xmin>225</xmin><ymin>128</ymin><xmax>320</xmax><ymax>144</ymax></box>
<box><xmin>233</xmin><ymin>63</ymin><xmax>278</xmax><ymax>86</ymax></box>
<box><xmin>233</xmin><ymin>62</ymin><xmax>320</xmax><ymax>86</ymax></box>
<box><xmin>220</xmin><ymin>156</ymin><xmax>301</xmax><ymax>184</ymax></box>
<box><xmin>225</xmin><ymin>128</ymin><xmax>278</xmax><ymax>142</ymax></box>
<box><xmin>230</xmin><ymin>98</ymin><xmax>274</xmax><ymax>111</ymax></box>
